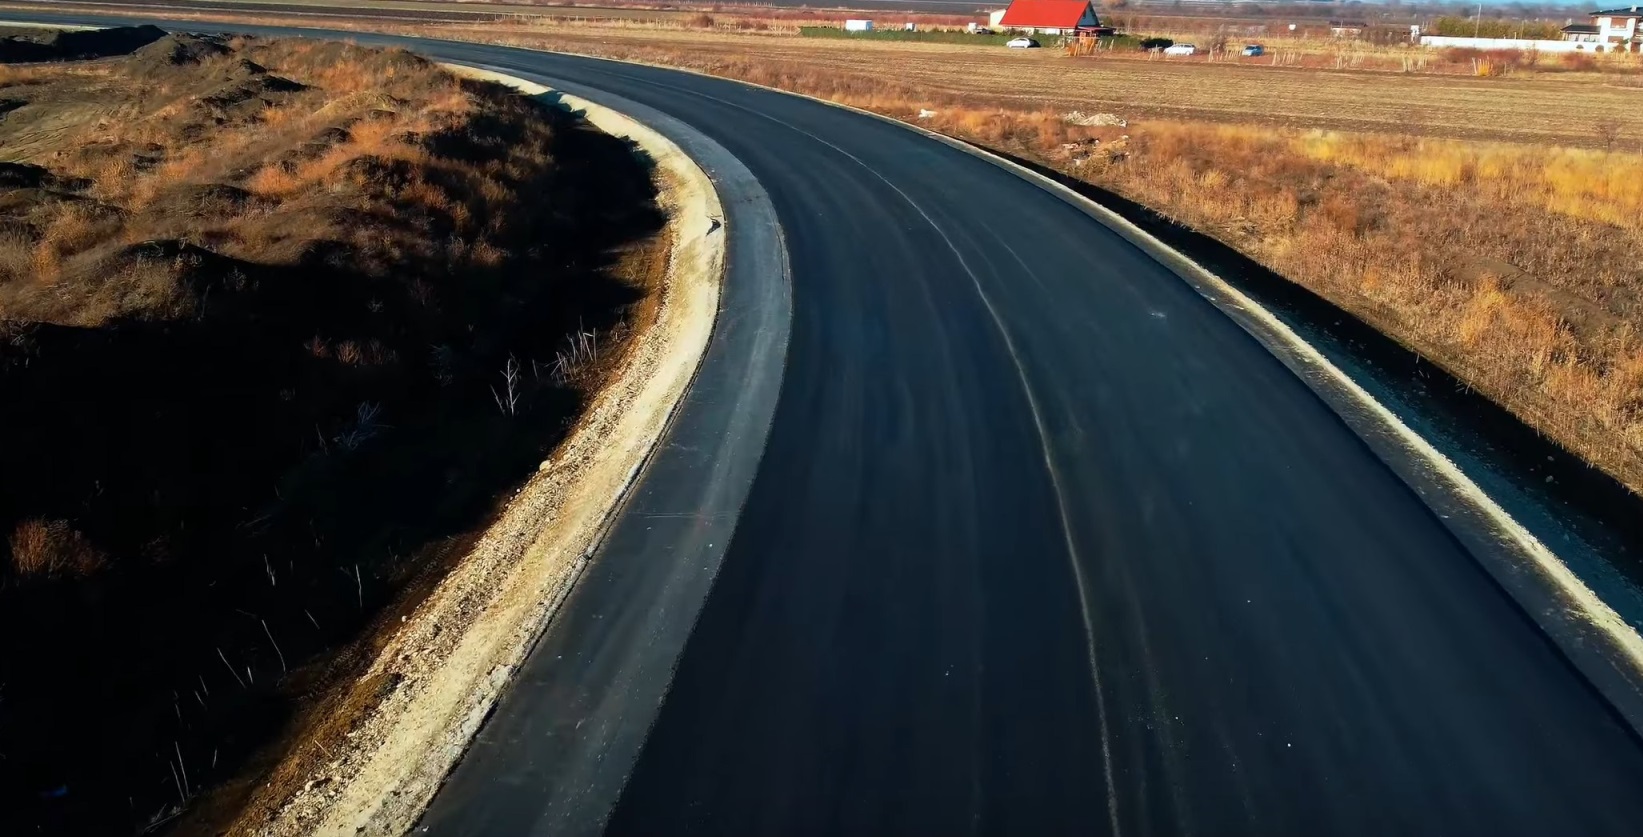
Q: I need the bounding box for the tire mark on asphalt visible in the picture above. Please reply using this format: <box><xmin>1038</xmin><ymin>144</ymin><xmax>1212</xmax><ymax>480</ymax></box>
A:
<box><xmin>604</xmin><ymin>72</ymin><xmax>1124</xmax><ymax>837</ymax></box>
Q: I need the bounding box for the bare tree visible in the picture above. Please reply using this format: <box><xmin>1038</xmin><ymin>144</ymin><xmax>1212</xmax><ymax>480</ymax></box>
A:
<box><xmin>492</xmin><ymin>355</ymin><xmax>522</xmax><ymax>416</ymax></box>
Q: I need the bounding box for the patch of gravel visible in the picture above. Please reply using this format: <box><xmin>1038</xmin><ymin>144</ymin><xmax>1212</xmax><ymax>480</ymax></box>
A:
<box><xmin>249</xmin><ymin>69</ymin><xmax>724</xmax><ymax>837</ymax></box>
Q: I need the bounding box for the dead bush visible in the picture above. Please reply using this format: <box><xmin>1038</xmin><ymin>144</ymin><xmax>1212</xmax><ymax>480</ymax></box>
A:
<box><xmin>1562</xmin><ymin>52</ymin><xmax>1600</xmax><ymax>73</ymax></box>
<box><xmin>7</xmin><ymin>519</ymin><xmax>106</xmax><ymax>579</ymax></box>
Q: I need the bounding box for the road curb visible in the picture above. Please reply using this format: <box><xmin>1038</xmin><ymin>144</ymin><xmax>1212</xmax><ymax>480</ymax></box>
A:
<box><xmin>19</xmin><ymin>8</ymin><xmax>1643</xmax><ymax>811</ymax></box>
<box><xmin>461</xmin><ymin>46</ymin><xmax>1643</xmax><ymax>739</ymax></box>
<box><xmin>260</xmin><ymin>65</ymin><xmax>731</xmax><ymax>836</ymax></box>
<box><xmin>838</xmin><ymin>96</ymin><xmax>1643</xmax><ymax>739</ymax></box>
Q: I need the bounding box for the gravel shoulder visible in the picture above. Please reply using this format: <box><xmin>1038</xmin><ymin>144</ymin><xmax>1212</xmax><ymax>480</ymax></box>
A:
<box><xmin>237</xmin><ymin>68</ymin><xmax>724</xmax><ymax>836</ymax></box>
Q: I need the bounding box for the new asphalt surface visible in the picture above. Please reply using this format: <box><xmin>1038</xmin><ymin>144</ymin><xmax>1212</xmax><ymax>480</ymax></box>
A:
<box><xmin>428</xmin><ymin>47</ymin><xmax>1643</xmax><ymax>837</ymax></box>
<box><xmin>18</xmin><ymin>14</ymin><xmax>1643</xmax><ymax>836</ymax></box>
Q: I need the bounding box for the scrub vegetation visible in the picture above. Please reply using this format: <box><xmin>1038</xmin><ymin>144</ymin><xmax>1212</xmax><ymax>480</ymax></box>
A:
<box><xmin>0</xmin><ymin>26</ymin><xmax>667</xmax><ymax>834</ymax></box>
<box><xmin>17</xmin><ymin>8</ymin><xmax>1643</xmax><ymax>491</ymax></box>
<box><xmin>346</xmin><ymin>16</ymin><xmax>1643</xmax><ymax>495</ymax></box>
<box><xmin>632</xmin><ymin>51</ymin><xmax>1643</xmax><ymax>491</ymax></box>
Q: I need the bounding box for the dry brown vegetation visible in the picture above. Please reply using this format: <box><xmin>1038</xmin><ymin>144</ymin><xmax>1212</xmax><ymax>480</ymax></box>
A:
<box><xmin>0</xmin><ymin>30</ymin><xmax>538</xmax><ymax>326</ymax></box>
<box><xmin>411</xmin><ymin>20</ymin><xmax>1643</xmax><ymax>148</ymax></box>
<box><xmin>20</xmin><ymin>3</ymin><xmax>1643</xmax><ymax>143</ymax></box>
<box><xmin>522</xmin><ymin>34</ymin><xmax>1643</xmax><ymax>492</ymax></box>
<box><xmin>20</xmin><ymin>8</ymin><xmax>1640</xmax><ymax>488</ymax></box>
<box><xmin>5</xmin><ymin>7</ymin><xmax>1643</xmax><ymax>824</ymax></box>
<box><xmin>208</xmin><ymin>14</ymin><xmax>1643</xmax><ymax>496</ymax></box>
<box><xmin>0</xmin><ymin>27</ymin><xmax>668</xmax><ymax>835</ymax></box>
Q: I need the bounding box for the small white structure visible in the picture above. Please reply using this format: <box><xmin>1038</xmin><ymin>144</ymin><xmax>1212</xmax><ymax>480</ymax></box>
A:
<box><xmin>844</xmin><ymin>19</ymin><xmax>874</xmax><ymax>32</ymax></box>
<box><xmin>904</xmin><ymin>22</ymin><xmax>917</xmax><ymax>32</ymax></box>
<box><xmin>1420</xmin><ymin>35</ymin><xmax>1593</xmax><ymax>52</ymax></box>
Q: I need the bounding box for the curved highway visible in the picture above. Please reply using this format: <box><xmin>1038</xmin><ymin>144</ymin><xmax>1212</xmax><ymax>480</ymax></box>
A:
<box><xmin>424</xmin><ymin>45</ymin><xmax>1643</xmax><ymax>837</ymax></box>
<box><xmin>18</xmin><ymin>16</ymin><xmax>1643</xmax><ymax>836</ymax></box>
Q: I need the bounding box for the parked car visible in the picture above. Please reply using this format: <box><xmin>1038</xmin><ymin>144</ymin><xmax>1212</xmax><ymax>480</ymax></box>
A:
<box><xmin>1242</xmin><ymin>44</ymin><xmax>1265</xmax><ymax>56</ymax></box>
<box><xmin>1162</xmin><ymin>43</ymin><xmax>1197</xmax><ymax>56</ymax></box>
<box><xmin>1006</xmin><ymin>37</ymin><xmax>1040</xmax><ymax>48</ymax></box>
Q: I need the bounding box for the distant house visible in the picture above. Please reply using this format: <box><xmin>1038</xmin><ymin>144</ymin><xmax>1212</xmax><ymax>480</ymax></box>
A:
<box><xmin>996</xmin><ymin>0</ymin><xmax>1110</xmax><ymax>37</ymax></box>
<box><xmin>1561</xmin><ymin>8</ymin><xmax>1643</xmax><ymax>49</ymax></box>
<box><xmin>1562</xmin><ymin>23</ymin><xmax>1603</xmax><ymax>43</ymax></box>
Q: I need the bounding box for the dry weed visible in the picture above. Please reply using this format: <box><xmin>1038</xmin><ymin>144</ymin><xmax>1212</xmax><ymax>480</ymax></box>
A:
<box><xmin>7</xmin><ymin>519</ymin><xmax>106</xmax><ymax>579</ymax></box>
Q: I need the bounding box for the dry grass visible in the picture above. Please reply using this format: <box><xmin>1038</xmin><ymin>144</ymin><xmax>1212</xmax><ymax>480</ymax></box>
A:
<box><xmin>1</xmin><ymin>27</ymin><xmax>674</xmax><ymax>835</ymax></box>
<box><xmin>408</xmin><ymin>21</ymin><xmax>1643</xmax><ymax>149</ymax></box>
<box><xmin>251</xmin><ymin>19</ymin><xmax>1642</xmax><ymax>494</ymax></box>
<box><xmin>0</xmin><ymin>33</ymin><xmax>542</xmax><ymax>326</ymax></box>
<box><xmin>18</xmin><ymin>8</ymin><xmax>1641</xmax><ymax>488</ymax></box>
<box><xmin>7</xmin><ymin>518</ymin><xmax>106</xmax><ymax>578</ymax></box>
<box><xmin>1066</xmin><ymin>120</ymin><xmax>1643</xmax><ymax>480</ymax></box>
<box><xmin>11</xmin><ymin>2</ymin><xmax>1643</xmax><ymax>146</ymax></box>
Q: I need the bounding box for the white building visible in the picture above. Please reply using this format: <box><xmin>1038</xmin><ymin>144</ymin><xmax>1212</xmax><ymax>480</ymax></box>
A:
<box><xmin>1561</xmin><ymin>7</ymin><xmax>1643</xmax><ymax>49</ymax></box>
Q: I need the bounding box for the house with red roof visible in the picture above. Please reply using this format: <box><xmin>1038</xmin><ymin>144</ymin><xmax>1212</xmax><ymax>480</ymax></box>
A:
<box><xmin>995</xmin><ymin>0</ymin><xmax>1109</xmax><ymax>36</ymax></box>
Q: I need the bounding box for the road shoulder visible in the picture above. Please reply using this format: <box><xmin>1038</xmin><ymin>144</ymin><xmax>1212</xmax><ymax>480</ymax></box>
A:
<box><xmin>246</xmin><ymin>68</ymin><xmax>725</xmax><ymax>837</ymax></box>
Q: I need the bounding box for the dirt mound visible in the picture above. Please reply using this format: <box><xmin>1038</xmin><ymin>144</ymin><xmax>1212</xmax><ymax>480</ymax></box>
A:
<box><xmin>127</xmin><ymin>31</ymin><xmax>231</xmax><ymax>70</ymax></box>
<box><xmin>289</xmin><ymin>39</ymin><xmax>430</xmax><ymax>77</ymax></box>
<box><xmin>0</xmin><ymin>189</ymin><xmax>84</xmax><ymax>224</ymax></box>
<box><xmin>198</xmin><ymin>73</ymin><xmax>308</xmax><ymax>120</ymax></box>
<box><xmin>0</xmin><ymin>31</ymin><xmax>668</xmax><ymax>836</ymax></box>
<box><xmin>0</xmin><ymin>25</ymin><xmax>166</xmax><ymax>63</ymax></box>
<box><xmin>0</xmin><ymin>162</ymin><xmax>60</xmax><ymax>190</ymax></box>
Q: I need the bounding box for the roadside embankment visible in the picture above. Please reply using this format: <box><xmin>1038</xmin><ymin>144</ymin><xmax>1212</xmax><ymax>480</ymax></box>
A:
<box><xmin>228</xmin><ymin>66</ymin><xmax>724</xmax><ymax>836</ymax></box>
<box><xmin>0</xmin><ymin>27</ymin><xmax>702</xmax><ymax>835</ymax></box>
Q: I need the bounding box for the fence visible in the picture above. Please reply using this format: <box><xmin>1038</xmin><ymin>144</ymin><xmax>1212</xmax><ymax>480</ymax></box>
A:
<box><xmin>1418</xmin><ymin>35</ymin><xmax>1601</xmax><ymax>53</ymax></box>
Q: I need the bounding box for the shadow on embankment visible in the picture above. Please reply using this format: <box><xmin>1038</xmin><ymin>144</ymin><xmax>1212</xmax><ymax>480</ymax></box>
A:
<box><xmin>0</xmin><ymin>95</ymin><xmax>664</xmax><ymax>834</ymax></box>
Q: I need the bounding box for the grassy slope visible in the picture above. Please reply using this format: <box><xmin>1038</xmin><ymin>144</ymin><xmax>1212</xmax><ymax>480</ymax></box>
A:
<box><xmin>0</xmin><ymin>30</ymin><xmax>665</xmax><ymax>834</ymax></box>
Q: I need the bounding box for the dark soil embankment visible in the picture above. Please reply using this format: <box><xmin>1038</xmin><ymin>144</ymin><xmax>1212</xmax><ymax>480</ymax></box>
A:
<box><xmin>0</xmin><ymin>29</ymin><xmax>665</xmax><ymax>834</ymax></box>
<box><xmin>0</xmin><ymin>23</ymin><xmax>165</xmax><ymax>62</ymax></box>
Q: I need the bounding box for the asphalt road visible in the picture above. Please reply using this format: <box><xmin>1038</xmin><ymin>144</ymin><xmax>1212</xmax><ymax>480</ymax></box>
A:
<box><xmin>17</xmin><ymin>15</ymin><xmax>1643</xmax><ymax>836</ymax></box>
<box><xmin>428</xmin><ymin>47</ymin><xmax>1643</xmax><ymax>837</ymax></box>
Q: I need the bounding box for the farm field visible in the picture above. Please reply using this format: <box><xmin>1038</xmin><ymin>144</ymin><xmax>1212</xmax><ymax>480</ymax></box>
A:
<box><xmin>403</xmin><ymin>18</ymin><xmax>1643</xmax><ymax>492</ymax></box>
<box><xmin>28</xmin><ymin>0</ymin><xmax>1643</xmax><ymax>149</ymax></box>
<box><xmin>440</xmin><ymin>24</ymin><xmax>1643</xmax><ymax>148</ymax></box>
<box><xmin>13</xmin><ymin>5</ymin><xmax>1643</xmax><ymax>491</ymax></box>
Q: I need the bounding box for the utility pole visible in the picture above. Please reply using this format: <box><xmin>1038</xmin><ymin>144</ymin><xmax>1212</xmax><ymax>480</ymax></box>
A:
<box><xmin>1475</xmin><ymin>1</ymin><xmax>1482</xmax><ymax>38</ymax></box>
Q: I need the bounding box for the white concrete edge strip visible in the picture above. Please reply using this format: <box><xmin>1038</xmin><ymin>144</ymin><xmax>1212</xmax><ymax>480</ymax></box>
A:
<box><xmin>876</xmin><ymin>106</ymin><xmax>1643</xmax><ymax>735</ymax></box>
<box><xmin>275</xmin><ymin>63</ymin><xmax>727</xmax><ymax>835</ymax></box>
<box><xmin>0</xmin><ymin>19</ymin><xmax>97</xmax><ymax>29</ymax></box>
<box><xmin>362</xmin><ymin>62</ymin><xmax>729</xmax><ymax>836</ymax></box>
<box><xmin>448</xmin><ymin>40</ymin><xmax>1643</xmax><ymax>738</ymax></box>
<box><xmin>475</xmin><ymin>45</ymin><xmax>1643</xmax><ymax>736</ymax></box>
<box><xmin>21</xmin><ymin>8</ymin><xmax>1643</xmax><ymax>787</ymax></box>
<box><xmin>441</xmin><ymin>63</ymin><xmax>720</xmax><ymax>567</ymax></box>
